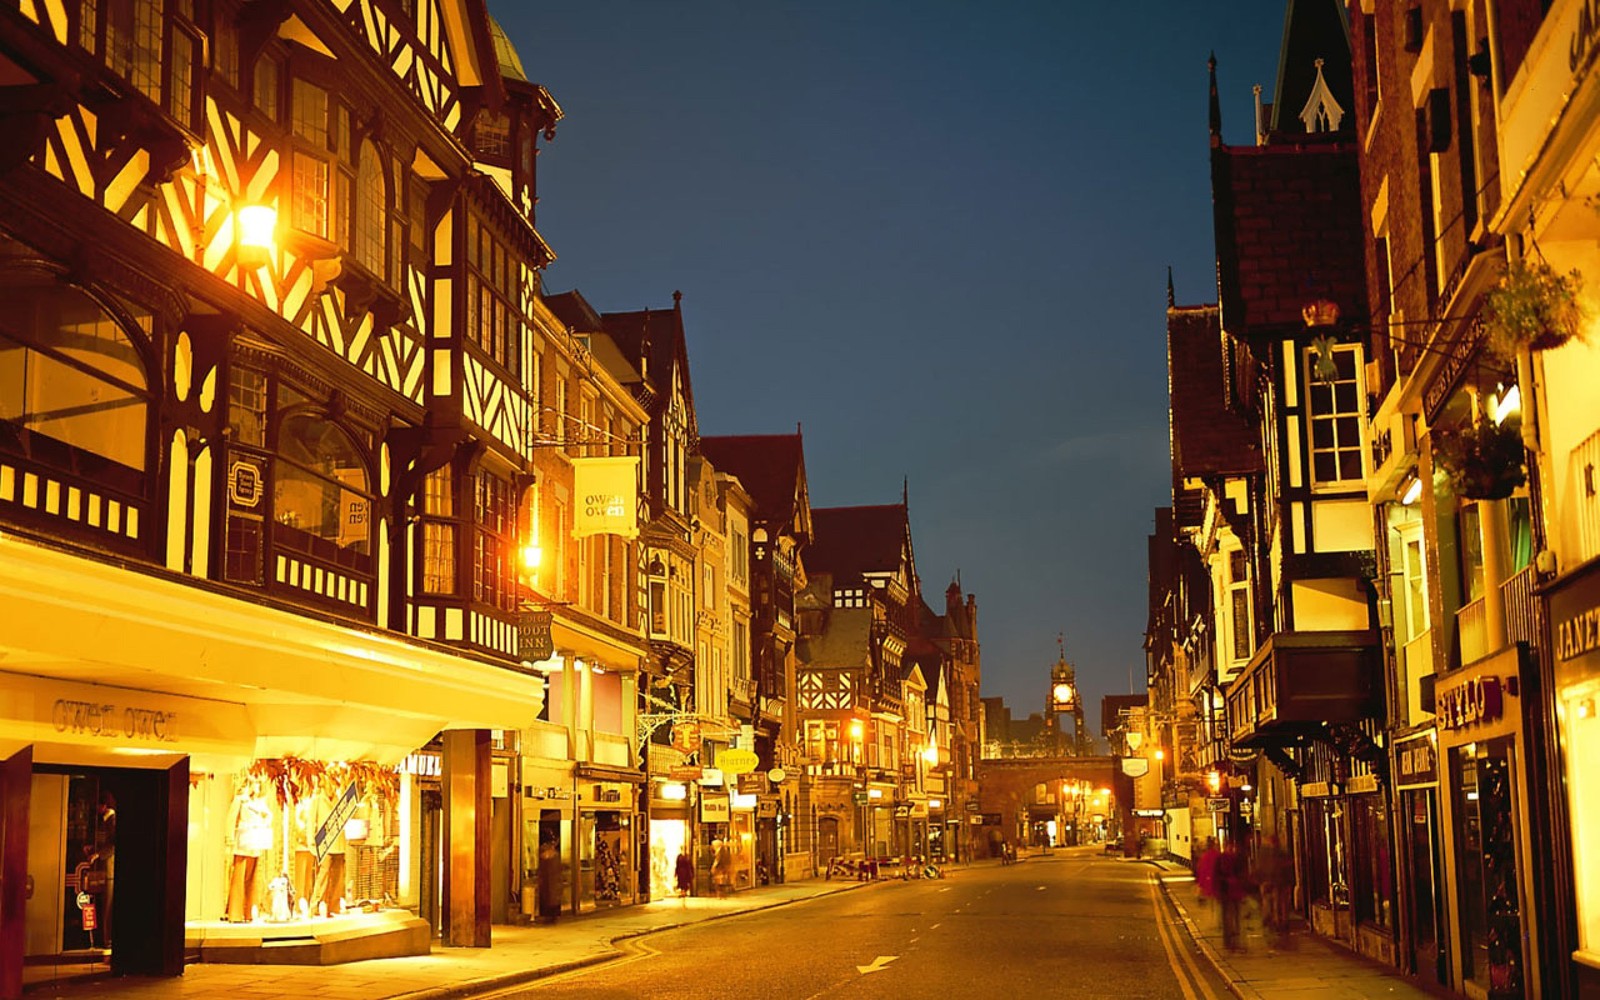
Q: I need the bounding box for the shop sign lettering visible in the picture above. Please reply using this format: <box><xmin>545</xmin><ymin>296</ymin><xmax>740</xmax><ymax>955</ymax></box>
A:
<box><xmin>52</xmin><ymin>699</ymin><xmax>178</xmax><ymax>743</ymax></box>
<box><xmin>1397</xmin><ymin>738</ymin><xmax>1437</xmax><ymax>784</ymax></box>
<box><xmin>1554</xmin><ymin>602</ymin><xmax>1600</xmax><ymax>664</ymax></box>
<box><xmin>1436</xmin><ymin>675</ymin><xmax>1504</xmax><ymax>730</ymax></box>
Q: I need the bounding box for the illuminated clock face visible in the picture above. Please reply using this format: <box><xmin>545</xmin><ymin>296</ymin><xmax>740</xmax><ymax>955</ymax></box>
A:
<box><xmin>1052</xmin><ymin>682</ymin><xmax>1076</xmax><ymax>705</ymax></box>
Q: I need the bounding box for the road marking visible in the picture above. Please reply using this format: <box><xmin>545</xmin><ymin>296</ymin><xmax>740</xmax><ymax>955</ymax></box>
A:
<box><xmin>940</xmin><ymin>887</ymin><xmax>953</xmax><ymax>893</ymax></box>
<box><xmin>1149</xmin><ymin>875</ymin><xmax>1220</xmax><ymax>1000</ymax></box>
<box><xmin>930</xmin><ymin>922</ymin><xmax>941</xmax><ymax>930</ymax></box>
<box><xmin>1036</xmin><ymin>885</ymin><xmax>1047</xmax><ymax>891</ymax></box>
<box><xmin>857</xmin><ymin>955</ymin><xmax>899</xmax><ymax>974</ymax></box>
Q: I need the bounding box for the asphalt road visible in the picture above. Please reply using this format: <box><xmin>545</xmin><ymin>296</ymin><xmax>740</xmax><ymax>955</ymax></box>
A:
<box><xmin>484</xmin><ymin>847</ymin><xmax>1232</xmax><ymax>999</ymax></box>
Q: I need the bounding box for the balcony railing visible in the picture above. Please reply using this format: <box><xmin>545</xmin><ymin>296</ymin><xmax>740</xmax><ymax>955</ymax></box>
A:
<box><xmin>1503</xmin><ymin>565</ymin><xmax>1536</xmax><ymax>647</ymax></box>
<box><xmin>1457</xmin><ymin>596</ymin><xmax>1487</xmax><ymax>665</ymax></box>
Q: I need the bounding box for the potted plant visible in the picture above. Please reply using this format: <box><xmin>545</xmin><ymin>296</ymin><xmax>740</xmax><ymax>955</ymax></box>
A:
<box><xmin>1433</xmin><ymin>419</ymin><xmax>1526</xmax><ymax>501</ymax></box>
<box><xmin>1483</xmin><ymin>259</ymin><xmax>1587</xmax><ymax>355</ymax></box>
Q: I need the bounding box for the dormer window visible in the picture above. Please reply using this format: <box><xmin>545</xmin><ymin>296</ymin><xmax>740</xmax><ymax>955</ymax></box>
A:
<box><xmin>473</xmin><ymin>110</ymin><xmax>513</xmax><ymax>162</ymax></box>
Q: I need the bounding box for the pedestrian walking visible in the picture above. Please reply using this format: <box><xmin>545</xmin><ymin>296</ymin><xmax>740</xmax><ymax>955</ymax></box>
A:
<box><xmin>1256</xmin><ymin>834</ymin><xmax>1294</xmax><ymax>949</ymax></box>
<box><xmin>674</xmin><ymin>849</ymin><xmax>694</xmax><ymax>906</ymax></box>
<box><xmin>1217</xmin><ymin>841</ymin><xmax>1249</xmax><ymax>951</ymax></box>
<box><xmin>1196</xmin><ymin>837</ymin><xmax>1221</xmax><ymax>905</ymax></box>
<box><xmin>712</xmin><ymin>839</ymin><xmax>733</xmax><ymax>898</ymax></box>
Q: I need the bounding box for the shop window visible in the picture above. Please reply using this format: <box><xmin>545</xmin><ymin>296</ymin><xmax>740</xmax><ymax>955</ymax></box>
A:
<box><xmin>1563</xmin><ymin>686</ymin><xmax>1600</xmax><ymax>958</ymax></box>
<box><xmin>1351</xmin><ymin>793</ymin><xmax>1395</xmax><ymax>930</ymax></box>
<box><xmin>1307</xmin><ymin>343</ymin><xmax>1366</xmax><ymax>486</ymax></box>
<box><xmin>420</xmin><ymin>465</ymin><xmax>455</xmax><ymax>594</ymax></box>
<box><xmin>0</xmin><ymin>275</ymin><xmax>151</xmax><ymax>485</ymax></box>
<box><xmin>1452</xmin><ymin>740</ymin><xmax>1525</xmax><ymax>994</ymax></box>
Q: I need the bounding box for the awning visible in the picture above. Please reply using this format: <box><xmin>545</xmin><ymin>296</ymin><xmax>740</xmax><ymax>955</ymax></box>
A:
<box><xmin>0</xmin><ymin>533</ymin><xmax>544</xmax><ymax>765</ymax></box>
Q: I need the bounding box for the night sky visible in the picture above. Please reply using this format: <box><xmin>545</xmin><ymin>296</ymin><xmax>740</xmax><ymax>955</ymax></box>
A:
<box><xmin>494</xmin><ymin>2</ymin><xmax>1291</xmax><ymax>738</ymax></box>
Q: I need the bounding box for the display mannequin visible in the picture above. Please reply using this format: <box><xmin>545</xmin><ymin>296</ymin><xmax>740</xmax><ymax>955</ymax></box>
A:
<box><xmin>309</xmin><ymin>780</ymin><xmax>348</xmax><ymax>915</ymax></box>
<box><xmin>292</xmin><ymin>780</ymin><xmax>319</xmax><ymax>916</ymax></box>
<box><xmin>224</xmin><ymin>777</ymin><xmax>273</xmax><ymax>921</ymax></box>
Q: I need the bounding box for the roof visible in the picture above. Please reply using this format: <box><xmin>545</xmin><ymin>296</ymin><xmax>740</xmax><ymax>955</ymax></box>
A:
<box><xmin>1167</xmin><ymin>305</ymin><xmax>1261</xmax><ymax>478</ymax></box>
<box><xmin>805</xmin><ymin>505</ymin><xmax>907</xmax><ymax>580</ymax></box>
<box><xmin>1210</xmin><ymin>141</ymin><xmax>1367</xmax><ymax>335</ymax></box>
<box><xmin>698</xmin><ymin>434</ymin><xmax>809</xmax><ymax>537</ymax></box>
<box><xmin>487</xmin><ymin>16</ymin><xmax>528</xmax><ymax>83</ymax></box>
<box><xmin>600</xmin><ymin>297</ymin><xmax>699</xmax><ymax>438</ymax></box>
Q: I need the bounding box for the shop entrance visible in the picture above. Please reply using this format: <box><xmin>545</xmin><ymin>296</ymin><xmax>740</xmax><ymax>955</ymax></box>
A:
<box><xmin>817</xmin><ymin>816</ymin><xmax>839</xmax><ymax>861</ymax></box>
<box><xmin>24</xmin><ymin>762</ymin><xmax>187</xmax><ymax>981</ymax></box>
<box><xmin>418</xmin><ymin>786</ymin><xmax>442</xmax><ymax>937</ymax></box>
<box><xmin>1403</xmin><ymin>787</ymin><xmax>1448</xmax><ymax>985</ymax></box>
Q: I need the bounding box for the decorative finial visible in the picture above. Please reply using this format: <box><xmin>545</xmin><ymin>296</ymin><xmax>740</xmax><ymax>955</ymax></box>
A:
<box><xmin>1208</xmin><ymin>51</ymin><xmax>1222</xmax><ymax>144</ymax></box>
<box><xmin>1167</xmin><ymin>266</ymin><xmax>1175</xmax><ymax>308</ymax></box>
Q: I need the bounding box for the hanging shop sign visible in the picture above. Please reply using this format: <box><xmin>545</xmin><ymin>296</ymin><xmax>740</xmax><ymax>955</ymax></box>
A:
<box><xmin>736</xmin><ymin>772</ymin><xmax>764</xmax><ymax>795</ymax></box>
<box><xmin>757</xmin><ymin>796</ymin><xmax>779</xmax><ymax>819</ymax></box>
<box><xmin>1348</xmin><ymin>774</ymin><xmax>1379</xmax><ymax>795</ymax></box>
<box><xmin>1396</xmin><ymin>736</ymin><xmax>1438</xmax><ymax>787</ymax></box>
<box><xmin>669</xmin><ymin>765</ymin><xmax>703</xmax><ymax>781</ymax></box>
<box><xmin>718</xmin><ymin>747</ymin><xmax>759</xmax><ymax>775</ymax></box>
<box><xmin>572</xmin><ymin>457</ymin><xmax>640</xmax><ymax>539</ymax></box>
<box><xmin>670</xmin><ymin>720</ymin><xmax>703</xmax><ymax>756</ymax></box>
<box><xmin>1121</xmin><ymin>757</ymin><xmax>1150</xmax><ymax>777</ymax></box>
<box><xmin>517</xmin><ymin>609</ymin><xmax>554</xmax><ymax>663</ymax></box>
<box><xmin>1206</xmin><ymin>797</ymin><xmax>1231</xmax><ymax>813</ymax></box>
<box><xmin>767</xmin><ymin>767</ymin><xmax>787</xmax><ymax>784</ymax></box>
<box><xmin>1436</xmin><ymin>674</ymin><xmax>1505</xmax><ymax>731</ymax></box>
<box><xmin>700</xmin><ymin>793</ymin><xmax>730</xmax><ymax>823</ymax></box>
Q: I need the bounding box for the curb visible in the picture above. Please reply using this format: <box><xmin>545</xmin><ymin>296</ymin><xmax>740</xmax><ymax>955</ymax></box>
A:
<box><xmin>391</xmin><ymin>880</ymin><xmax>872</xmax><ymax>1000</ymax></box>
<box><xmin>1136</xmin><ymin>859</ymin><xmax>1253</xmax><ymax>1000</ymax></box>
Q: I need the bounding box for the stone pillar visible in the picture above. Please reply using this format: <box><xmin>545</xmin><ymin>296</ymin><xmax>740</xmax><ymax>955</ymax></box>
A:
<box><xmin>442</xmin><ymin>729</ymin><xmax>491</xmax><ymax>947</ymax></box>
<box><xmin>1</xmin><ymin>747</ymin><xmax>33</xmax><ymax>1000</ymax></box>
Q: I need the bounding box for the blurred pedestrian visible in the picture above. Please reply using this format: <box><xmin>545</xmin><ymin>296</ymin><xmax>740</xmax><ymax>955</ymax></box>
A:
<box><xmin>1256</xmin><ymin>834</ymin><xmax>1294</xmax><ymax>949</ymax></box>
<box><xmin>1218</xmin><ymin>840</ymin><xmax>1249</xmax><ymax>951</ymax></box>
<box><xmin>674</xmin><ymin>849</ymin><xmax>694</xmax><ymax>906</ymax></box>
<box><xmin>1196</xmin><ymin>837</ymin><xmax>1220</xmax><ymax>906</ymax></box>
<box><xmin>536</xmin><ymin>840</ymin><xmax>562</xmax><ymax>924</ymax></box>
<box><xmin>712</xmin><ymin>839</ymin><xmax>733</xmax><ymax>897</ymax></box>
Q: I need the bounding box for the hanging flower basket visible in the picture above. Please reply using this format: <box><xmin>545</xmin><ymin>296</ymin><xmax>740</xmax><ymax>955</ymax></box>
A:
<box><xmin>1434</xmin><ymin>420</ymin><xmax>1526</xmax><ymax>501</ymax></box>
<box><xmin>1483</xmin><ymin>259</ymin><xmax>1587</xmax><ymax>355</ymax></box>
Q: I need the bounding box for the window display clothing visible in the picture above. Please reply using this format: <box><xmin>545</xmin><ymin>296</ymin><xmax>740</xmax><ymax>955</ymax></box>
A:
<box><xmin>292</xmin><ymin>792</ymin><xmax>318</xmax><ymax>914</ymax></box>
<box><xmin>226</xmin><ymin>782</ymin><xmax>273</xmax><ymax>922</ymax></box>
<box><xmin>309</xmin><ymin>784</ymin><xmax>348</xmax><ymax>915</ymax></box>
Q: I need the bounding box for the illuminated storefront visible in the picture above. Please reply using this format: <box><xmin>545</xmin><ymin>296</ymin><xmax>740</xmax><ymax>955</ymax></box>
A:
<box><xmin>1548</xmin><ymin>565</ymin><xmax>1600</xmax><ymax>993</ymax></box>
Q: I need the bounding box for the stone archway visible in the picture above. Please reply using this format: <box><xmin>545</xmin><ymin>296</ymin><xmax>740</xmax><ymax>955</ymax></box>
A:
<box><xmin>975</xmin><ymin>756</ymin><xmax>1132</xmax><ymax>857</ymax></box>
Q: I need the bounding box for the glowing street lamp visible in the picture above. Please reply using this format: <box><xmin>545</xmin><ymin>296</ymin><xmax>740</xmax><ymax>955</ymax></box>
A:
<box><xmin>236</xmin><ymin>203</ymin><xmax>277</xmax><ymax>268</ymax></box>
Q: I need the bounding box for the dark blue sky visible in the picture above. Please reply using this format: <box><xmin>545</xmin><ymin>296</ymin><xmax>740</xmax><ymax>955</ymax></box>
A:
<box><xmin>495</xmin><ymin>2</ymin><xmax>1291</xmax><ymax>732</ymax></box>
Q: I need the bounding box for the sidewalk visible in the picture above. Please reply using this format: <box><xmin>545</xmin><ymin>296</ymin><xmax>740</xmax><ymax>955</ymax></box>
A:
<box><xmin>1139</xmin><ymin>858</ymin><xmax>1446</xmax><ymax>999</ymax></box>
<box><xmin>21</xmin><ymin>876</ymin><xmax>887</xmax><ymax>1000</ymax></box>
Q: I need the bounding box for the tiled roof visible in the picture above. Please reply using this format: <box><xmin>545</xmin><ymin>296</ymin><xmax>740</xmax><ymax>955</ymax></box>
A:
<box><xmin>1211</xmin><ymin>142</ymin><xmax>1366</xmax><ymax>334</ymax></box>
<box><xmin>806</xmin><ymin>505</ymin><xmax>906</xmax><ymax>580</ymax></box>
<box><xmin>698</xmin><ymin>434</ymin><xmax>805</xmax><ymax>527</ymax></box>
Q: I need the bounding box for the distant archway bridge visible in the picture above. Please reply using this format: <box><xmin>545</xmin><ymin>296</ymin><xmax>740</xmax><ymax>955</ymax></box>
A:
<box><xmin>974</xmin><ymin>754</ymin><xmax>1134</xmax><ymax>858</ymax></box>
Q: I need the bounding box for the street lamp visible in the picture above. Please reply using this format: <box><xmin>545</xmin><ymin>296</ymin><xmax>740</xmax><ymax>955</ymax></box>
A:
<box><xmin>236</xmin><ymin>203</ymin><xmax>277</xmax><ymax>268</ymax></box>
